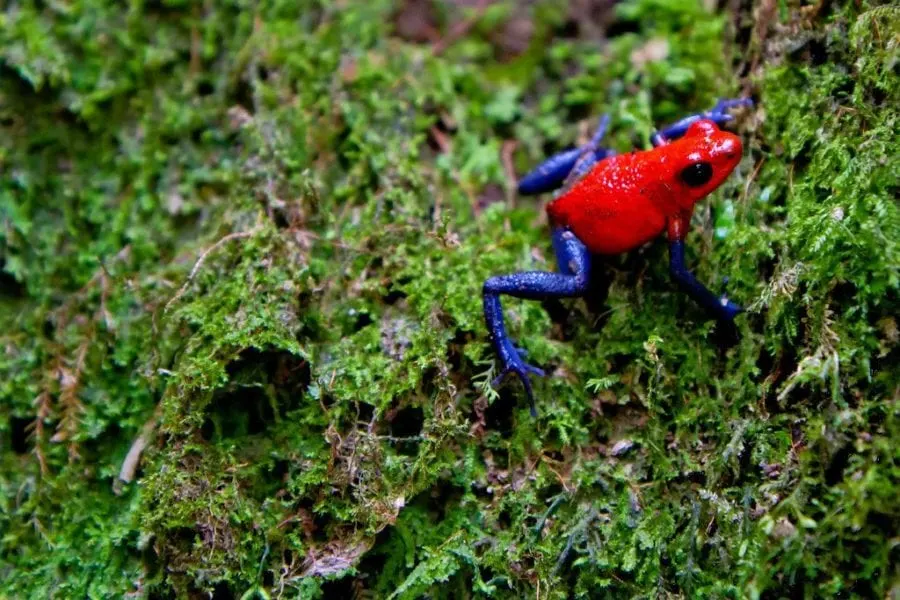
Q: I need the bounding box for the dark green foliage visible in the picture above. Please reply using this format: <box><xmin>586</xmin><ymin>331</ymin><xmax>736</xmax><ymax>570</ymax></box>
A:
<box><xmin>1</xmin><ymin>0</ymin><xmax>897</xmax><ymax>598</ymax></box>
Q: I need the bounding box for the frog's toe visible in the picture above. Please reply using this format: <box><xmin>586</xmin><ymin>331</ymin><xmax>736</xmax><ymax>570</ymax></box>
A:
<box><xmin>492</xmin><ymin>356</ymin><xmax>546</xmax><ymax>416</ymax></box>
<box><xmin>714</xmin><ymin>98</ymin><xmax>754</xmax><ymax>112</ymax></box>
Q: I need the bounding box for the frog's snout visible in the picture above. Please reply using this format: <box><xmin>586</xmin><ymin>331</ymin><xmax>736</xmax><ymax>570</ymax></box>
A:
<box><xmin>714</xmin><ymin>134</ymin><xmax>742</xmax><ymax>161</ymax></box>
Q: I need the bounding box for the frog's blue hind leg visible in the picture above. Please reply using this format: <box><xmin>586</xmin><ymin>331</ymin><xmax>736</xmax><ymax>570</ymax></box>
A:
<box><xmin>651</xmin><ymin>98</ymin><xmax>753</xmax><ymax>146</ymax></box>
<box><xmin>482</xmin><ymin>228</ymin><xmax>591</xmax><ymax>415</ymax></box>
<box><xmin>518</xmin><ymin>115</ymin><xmax>615</xmax><ymax>195</ymax></box>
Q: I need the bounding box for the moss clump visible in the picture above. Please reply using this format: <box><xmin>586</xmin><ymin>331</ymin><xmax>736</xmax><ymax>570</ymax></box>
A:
<box><xmin>1</xmin><ymin>0</ymin><xmax>897</xmax><ymax>597</ymax></box>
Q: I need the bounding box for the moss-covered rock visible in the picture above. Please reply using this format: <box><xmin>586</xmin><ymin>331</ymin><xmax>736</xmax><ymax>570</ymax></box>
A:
<box><xmin>1</xmin><ymin>1</ymin><xmax>896</xmax><ymax>597</ymax></box>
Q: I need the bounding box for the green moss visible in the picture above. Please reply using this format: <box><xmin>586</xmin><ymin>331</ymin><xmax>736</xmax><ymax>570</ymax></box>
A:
<box><xmin>1</xmin><ymin>0</ymin><xmax>897</xmax><ymax>597</ymax></box>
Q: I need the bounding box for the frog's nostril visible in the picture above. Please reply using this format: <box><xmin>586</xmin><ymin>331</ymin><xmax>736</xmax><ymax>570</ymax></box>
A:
<box><xmin>715</xmin><ymin>136</ymin><xmax>741</xmax><ymax>159</ymax></box>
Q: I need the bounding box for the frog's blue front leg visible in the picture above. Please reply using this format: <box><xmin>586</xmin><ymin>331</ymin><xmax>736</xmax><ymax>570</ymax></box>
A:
<box><xmin>518</xmin><ymin>115</ymin><xmax>614</xmax><ymax>195</ymax></box>
<box><xmin>669</xmin><ymin>240</ymin><xmax>742</xmax><ymax>322</ymax></box>
<box><xmin>483</xmin><ymin>228</ymin><xmax>591</xmax><ymax>415</ymax></box>
<box><xmin>651</xmin><ymin>98</ymin><xmax>753</xmax><ymax>146</ymax></box>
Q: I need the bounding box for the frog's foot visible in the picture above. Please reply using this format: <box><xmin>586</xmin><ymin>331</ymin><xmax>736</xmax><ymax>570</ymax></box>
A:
<box><xmin>653</xmin><ymin>97</ymin><xmax>753</xmax><ymax>146</ymax></box>
<box><xmin>717</xmin><ymin>276</ymin><xmax>744</xmax><ymax>322</ymax></box>
<box><xmin>705</xmin><ymin>98</ymin><xmax>754</xmax><ymax>127</ymax></box>
<box><xmin>669</xmin><ymin>240</ymin><xmax>744</xmax><ymax>323</ymax></box>
<box><xmin>717</xmin><ymin>295</ymin><xmax>743</xmax><ymax>322</ymax></box>
<box><xmin>492</xmin><ymin>347</ymin><xmax>546</xmax><ymax>417</ymax></box>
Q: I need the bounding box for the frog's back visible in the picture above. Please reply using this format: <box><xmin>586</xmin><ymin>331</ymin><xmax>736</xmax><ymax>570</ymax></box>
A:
<box><xmin>546</xmin><ymin>151</ymin><xmax>672</xmax><ymax>255</ymax></box>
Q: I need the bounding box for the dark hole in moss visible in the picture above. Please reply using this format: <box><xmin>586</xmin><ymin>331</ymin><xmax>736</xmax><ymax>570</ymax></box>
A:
<box><xmin>544</xmin><ymin>449</ymin><xmax>565</xmax><ymax>463</ymax></box>
<box><xmin>356</xmin><ymin>527</ymin><xmax>391</xmax><ymax>580</ymax></box>
<box><xmin>190</xmin><ymin>127</ymin><xmax>209</xmax><ymax>145</ymax></box>
<box><xmin>0</xmin><ymin>62</ymin><xmax>55</xmax><ymax>103</ymax></box>
<box><xmin>865</xmin><ymin>403</ymin><xmax>887</xmax><ymax>429</ymax></box>
<box><xmin>427</xmin><ymin>479</ymin><xmax>465</xmax><ymax>521</ymax></box>
<box><xmin>196</xmin><ymin>79</ymin><xmax>215</xmax><ymax>97</ymax></box>
<box><xmin>483</xmin><ymin>390</ymin><xmax>517</xmax><ymax>437</ymax></box>
<box><xmin>556</xmin><ymin>18</ymin><xmax>580</xmax><ymax>39</ymax></box>
<box><xmin>756</xmin><ymin>346</ymin><xmax>776</xmax><ymax>381</ymax></box>
<box><xmin>41</xmin><ymin>315</ymin><xmax>55</xmax><ymax>339</ymax></box>
<box><xmin>201</xmin><ymin>384</ymin><xmax>273</xmax><ymax>441</ymax></box>
<box><xmin>683</xmin><ymin>470</ymin><xmax>707</xmax><ymax>485</ymax></box>
<box><xmin>824</xmin><ymin>444</ymin><xmax>852</xmax><ymax>486</ymax></box>
<box><xmin>389</xmin><ymin>406</ymin><xmax>423</xmax><ymax>438</ymax></box>
<box><xmin>320</xmin><ymin>575</ymin><xmax>355</xmax><ymax>599</ymax></box>
<box><xmin>9</xmin><ymin>416</ymin><xmax>30</xmax><ymax>454</ymax></box>
<box><xmin>311</xmin><ymin>510</ymin><xmax>334</xmax><ymax>542</ymax></box>
<box><xmin>168</xmin><ymin>526</ymin><xmax>199</xmax><ymax>551</ymax></box>
<box><xmin>762</xmin><ymin>571</ymin><xmax>808</xmax><ymax>600</ymax></box>
<box><xmin>711</xmin><ymin>318</ymin><xmax>741</xmax><ymax>352</ymax></box>
<box><xmin>210</xmin><ymin>581</ymin><xmax>234</xmax><ymax>600</ymax></box>
<box><xmin>497</xmin><ymin>508</ymin><xmax>512</xmax><ymax>529</ymax></box>
<box><xmin>446</xmin><ymin>329</ymin><xmax>472</xmax><ymax>373</ymax></box>
<box><xmin>266</xmin><ymin>202</ymin><xmax>292</xmax><ymax>229</ymax></box>
<box><xmin>536</xmin><ymin>484</ymin><xmax>565</xmax><ymax>508</ymax></box>
<box><xmin>418</xmin><ymin>366</ymin><xmax>441</xmax><ymax>399</ymax></box>
<box><xmin>790</xmin><ymin>143</ymin><xmax>814</xmax><ymax>173</ymax></box>
<box><xmin>390</xmin><ymin>406</ymin><xmax>425</xmax><ymax>456</ymax></box>
<box><xmin>869</xmin><ymin>85</ymin><xmax>887</xmax><ymax>107</ymax></box>
<box><xmin>357</xmin><ymin>401</ymin><xmax>376</xmax><ymax>424</ymax></box>
<box><xmin>381</xmin><ymin>285</ymin><xmax>407</xmax><ymax>307</ymax></box>
<box><xmin>232</xmin><ymin>79</ymin><xmax>255</xmax><ymax>115</ymax></box>
<box><xmin>232</xmin><ymin>348</ymin><xmax>310</xmax><ymax>396</ymax></box>
<box><xmin>489</xmin><ymin>446</ymin><xmax>509</xmax><ymax>471</ymax></box>
<box><xmin>0</xmin><ymin>263</ymin><xmax>25</xmax><ymax>298</ymax></box>
<box><xmin>754</xmin><ymin>254</ymin><xmax>777</xmax><ymax>289</ymax></box>
<box><xmin>867</xmin><ymin>511</ymin><xmax>894</xmax><ymax>537</ymax></box>
<box><xmin>353</xmin><ymin>312</ymin><xmax>374</xmax><ymax>332</ymax></box>
<box><xmin>847</xmin><ymin>577</ymin><xmax>876</xmax><ymax>599</ymax></box>
<box><xmin>142</xmin><ymin>0</ymin><xmax>187</xmax><ymax>17</ymax></box>
<box><xmin>831</xmin><ymin>281</ymin><xmax>858</xmax><ymax>310</ymax></box>
<box><xmin>471</xmin><ymin>479</ymin><xmax>492</xmax><ymax>499</ymax></box>
<box><xmin>542</xmin><ymin>297</ymin><xmax>573</xmax><ymax>331</ymax></box>
<box><xmin>604</xmin><ymin>16</ymin><xmax>642</xmax><ymax>39</ymax></box>
<box><xmin>832</xmin><ymin>76</ymin><xmax>855</xmax><ymax>101</ymax></box>
<box><xmin>607</xmin><ymin>353</ymin><xmax>632</xmax><ymax>375</ymax></box>
<box><xmin>564</xmin><ymin>102</ymin><xmax>595</xmax><ymax>129</ymax></box>
<box><xmin>585</xmin><ymin>263</ymin><xmax>612</xmax><ymax>310</ymax></box>
<box><xmin>275</xmin><ymin>354</ymin><xmax>312</xmax><ymax>392</ymax></box>
<box><xmin>320</xmin><ymin>392</ymin><xmax>336</xmax><ymax>410</ymax></box>
<box><xmin>807</xmin><ymin>38</ymin><xmax>829</xmax><ymax>67</ymax></box>
<box><xmin>268</xmin><ymin>459</ymin><xmax>290</xmax><ymax>483</ymax></box>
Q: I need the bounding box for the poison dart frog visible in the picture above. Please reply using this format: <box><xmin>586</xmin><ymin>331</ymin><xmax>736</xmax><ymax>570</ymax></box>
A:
<box><xmin>482</xmin><ymin>98</ymin><xmax>753</xmax><ymax>415</ymax></box>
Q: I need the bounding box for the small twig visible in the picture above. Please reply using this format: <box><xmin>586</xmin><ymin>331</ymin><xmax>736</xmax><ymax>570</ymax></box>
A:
<box><xmin>740</xmin><ymin>158</ymin><xmax>765</xmax><ymax>206</ymax></box>
<box><xmin>429</xmin><ymin>126</ymin><xmax>453</xmax><ymax>154</ymax></box>
<box><xmin>501</xmin><ymin>139</ymin><xmax>518</xmax><ymax>211</ymax></box>
<box><xmin>116</xmin><ymin>404</ymin><xmax>163</xmax><ymax>491</ymax></box>
<box><xmin>431</xmin><ymin>0</ymin><xmax>491</xmax><ymax>56</ymax></box>
<box><xmin>164</xmin><ymin>230</ymin><xmax>256</xmax><ymax>312</ymax></box>
<box><xmin>52</xmin><ymin>245</ymin><xmax>131</xmax><ymax>328</ymax></box>
<box><xmin>30</xmin><ymin>390</ymin><xmax>51</xmax><ymax>476</ymax></box>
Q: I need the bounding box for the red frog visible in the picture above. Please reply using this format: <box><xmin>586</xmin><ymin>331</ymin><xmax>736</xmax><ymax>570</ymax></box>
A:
<box><xmin>483</xmin><ymin>99</ymin><xmax>753</xmax><ymax>414</ymax></box>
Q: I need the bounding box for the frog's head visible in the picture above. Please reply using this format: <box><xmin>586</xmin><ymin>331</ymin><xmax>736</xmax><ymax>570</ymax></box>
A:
<box><xmin>669</xmin><ymin>120</ymin><xmax>743</xmax><ymax>208</ymax></box>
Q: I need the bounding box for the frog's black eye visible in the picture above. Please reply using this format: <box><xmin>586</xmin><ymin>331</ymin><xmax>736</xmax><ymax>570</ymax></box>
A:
<box><xmin>680</xmin><ymin>162</ymin><xmax>713</xmax><ymax>187</ymax></box>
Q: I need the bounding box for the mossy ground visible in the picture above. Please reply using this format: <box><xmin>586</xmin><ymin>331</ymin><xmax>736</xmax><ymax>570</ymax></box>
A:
<box><xmin>1</xmin><ymin>1</ymin><xmax>897</xmax><ymax>598</ymax></box>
